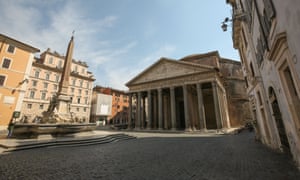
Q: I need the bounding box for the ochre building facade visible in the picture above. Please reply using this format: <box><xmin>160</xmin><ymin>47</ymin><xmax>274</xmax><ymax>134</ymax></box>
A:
<box><xmin>126</xmin><ymin>51</ymin><xmax>250</xmax><ymax>131</ymax></box>
<box><xmin>0</xmin><ymin>34</ymin><xmax>39</xmax><ymax>129</ymax></box>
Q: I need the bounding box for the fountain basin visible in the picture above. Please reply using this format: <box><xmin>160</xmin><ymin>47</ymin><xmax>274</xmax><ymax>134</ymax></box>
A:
<box><xmin>11</xmin><ymin>123</ymin><xmax>96</xmax><ymax>138</ymax></box>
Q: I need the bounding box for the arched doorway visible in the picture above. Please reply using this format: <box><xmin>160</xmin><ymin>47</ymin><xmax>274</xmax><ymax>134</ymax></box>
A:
<box><xmin>269</xmin><ymin>87</ymin><xmax>290</xmax><ymax>154</ymax></box>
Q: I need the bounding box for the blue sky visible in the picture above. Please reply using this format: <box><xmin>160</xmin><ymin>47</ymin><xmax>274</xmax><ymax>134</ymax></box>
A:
<box><xmin>0</xmin><ymin>0</ymin><xmax>238</xmax><ymax>90</ymax></box>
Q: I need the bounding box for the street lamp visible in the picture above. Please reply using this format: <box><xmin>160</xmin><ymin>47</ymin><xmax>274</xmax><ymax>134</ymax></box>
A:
<box><xmin>221</xmin><ymin>17</ymin><xmax>231</xmax><ymax>32</ymax></box>
<box><xmin>221</xmin><ymin>14</ymin><xmax>248</xmax><ymax>32</ymax></box>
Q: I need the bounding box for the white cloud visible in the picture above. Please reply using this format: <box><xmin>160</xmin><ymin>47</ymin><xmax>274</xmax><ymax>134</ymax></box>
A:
<box><xmin>0</xmin><ymin>1</ymin><xmax>118</xmax><ymax>58</ymax></box>
<box><xmin>102</xmin><ymin>44</ymin><xmax>177</xmax><ymax>90</ymax></box>
<box><xmin>0</xmin><ymin>1</ymin><xmax>176</xmax><ymax>91</ymax></box>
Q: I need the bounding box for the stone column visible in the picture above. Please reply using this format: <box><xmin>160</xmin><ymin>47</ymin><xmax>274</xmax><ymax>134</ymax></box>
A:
<box><xmin>183</xmin><ymin>85</ymin><xmax>191</xmax><ymax>131</ymax></box>
<box><xmin>217</xmin><ymin>87</ymin><xmax>225</xmax><ymax>128</ymax></box>
<box><xmin>153</xmin><ymin>92</ymin><xmax>158</xmax><ymax>129</ymax></box>
<box><xmin>141</xmin><ymin>94</ymin><xmax>145</xmax><ymax>129</ymax></box>
<box><xmin>158</xmin><ymin>88</ymin><xmax>163</xmax><ymax>130</ymax></box>
<box><xmin>147</xmin><ymin>90</ymin><xmax>152</xmax><ymax>129</ymax></box>
<box><xmin>197</xmin><ymin>83</ymin><xmax>206</xmax><ymax>131</ymax></box>
<box><xmin>128</xmin><ymin>93</ymin><xmax>132</xmax><ymax>129</ymax></box>
<box><xmin>212</xmin><ymin>82</ymin><xmax>222</xmax><ymax>129</ymax></box>
<box><xmin>219</xmin><ymin>88</ymin><xmax>230</xmax><ymax>128</ymax></box>
<box><xmin>223</xmin><ymin>92</ymin><xmax>231</xmax><ymax>128</ymax></box>
<box><xmin>163</xmin><ymin>94</ymin><xmax>169</xmax><ymax>129</ymax></box>
<box><xmin>170</xmin><ymin>86</ymin><xmax>177</xmax><ymax>130</ymax></box>
<box><xmin>136</xmin><ymin>91</ymin><xmax>141</xmax><ymax>129</ymax></box>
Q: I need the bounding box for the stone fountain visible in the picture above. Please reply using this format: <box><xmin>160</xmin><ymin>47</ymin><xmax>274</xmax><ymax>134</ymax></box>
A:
<box><xmin>13</xmin><ymin>35</ymin><xmax>96</xmax><ymax>138</ymax></box>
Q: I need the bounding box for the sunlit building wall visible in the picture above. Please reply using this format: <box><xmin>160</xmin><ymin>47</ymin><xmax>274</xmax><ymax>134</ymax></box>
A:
<box><xmin>0</xmin><ymin>34</ymin><xmax>39</xmax><ymax>129</ymax></box>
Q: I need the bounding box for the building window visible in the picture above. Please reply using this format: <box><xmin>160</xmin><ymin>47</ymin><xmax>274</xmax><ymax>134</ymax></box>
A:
<box><xmin>55</xmin><ymin>74</ymin><xmax>60</xmax><ymax>82</ymax></box>
<box><xmin>29</xmin><ymin>91</ymin><xmax>35</xmax><ymax>99</ymax></box>
<box><xmin>244</xmin><ymin>77</ymin><xmax>249</xmax><ymax>88</ymax></box>
<box><xmin>39</xmin><ymin>104</ymin><xmax>44</xmax><ymax>110</ymax></box>
<box><xmin>80</xmin><ymin>80</ymin><xmax>83</xmax><ymax>87</ymax></box>
<box><xmin>2</xmin><ymin>58</ymin><xmax>11</xmax><ymax>69</ymax></box>
<box><xmin>85</xmin><ymin>98</ymin><xmax>88</xmax><ymax>104</ymax></box>
<box><xmin>41</xmin><ymin>92</ymin><xmax>46</xmax><ymax>100</ymax></box>
<box><xmin>281</xmin><ymin>66</ymin><xmax>300</xmax><ymax>127</ymax></box>
<box><xmin>86</xmin><ymin>82</ymin><xmax>89</xmax><ymax>89</ymax></box>
<box><xmin>71</xmin><ymin>88</ymin><xmax>75</xmax><ymax>93</ymax></box>
<box><xmin>7</xmin><ymin>45</ymin><xmax>15</xmax><ymax>54</ymax></box>
<box><xmin>83</xmin><ymin>107</ymin><xmax>87</xmax><ymax>112</ymax></box>
<box><xmin>77</xmin><ymin>98</ymin><xmax>81</xmax><ymax>104</ymax></box>
<box><xmin>283</xmin><ymin>67</ymin><xmax>298</xmax><ymax>97</ymax></box>
<box><xmin>0</xmin><ymin>75</ymin><xmax>6</xmax><ymax>86</ymax></box>
<box><xmin>242</xmin><ymin>28</ymin><xmax>248</xmax><ymax>48</ymax></box>
<box><xmin>27</xmin><ymin>104</ymin><xmax>32</xmax><ymax>109</ymax></box>
<box><xmin>257</xmin><ymin>91</ymin><xmax>263</xmax><ymax>106</ymax></box>
<box><xmin>250</xmin><ymin>62</ymin><xmax>255</xmax><ymax>77</ymax></box>
<box><xmin>85</xmin><ymin>90</ymin><xmax>88</xmax><ymax>95</ymax></box>
<box><xmin>76</xmin><ymin>107</ymin><xmax>80</xmax><ymax>112</ymax></box>
<box><xmin>70</xmin><ymin>97</ymin><xmax>73</xmax><ymax>102</ymax></box>
<box><xmin>58</xmin><ymin>61</ymin><xmax>63</xmax><ymax>68</ymax></box>
<box><xmin>81</xmin><ymin>68</ymin><xmax>85</xmax><ymax>74</ymax></box>
<box><xmin>53</xmin><ymin>84</ymin><xmax>58</xmax><ymax>90</ymax></box>
<box><xmin>78</xmin><ymin>89</ymin><xmax>82</xmax><ymax>94</ymax></box>
<box><xmin>35</xmin><ymin>71</ymin><xmax>40</xmax><ymax>78</ymax></box>
<box><xmin>32</xmin><ymin>80</ymin><xmax>38</xmax><ymax>87</ymax></box>
<box><xmin>43</xmin><ymin>82</ymin><xmax>48</xmax><ymax>89</ymax></box>
<box><xmin>74</xmin><ymin>66</ymin><xmax>78</xmax><ymax>72</ymax></box>
<box><xmin>48</xmin><ymin>57</ymin><xmax>53</xmax><ymax>64</ymax></box>
<box><xmin>72</xmin><ymin>79</ymin><xmax>76</xmax><ymax>86</ymax></box>
<box><xmin>45</xmin><ymin>73</ymin><xmax>50</xmax><ymax>80</ymax></box>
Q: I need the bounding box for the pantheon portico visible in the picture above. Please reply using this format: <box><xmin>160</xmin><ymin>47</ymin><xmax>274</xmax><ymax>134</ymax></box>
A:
<box><xmin>125</xmin><ymin>51</ymin><xmax>248</xmax><ymax>131</ymax></box>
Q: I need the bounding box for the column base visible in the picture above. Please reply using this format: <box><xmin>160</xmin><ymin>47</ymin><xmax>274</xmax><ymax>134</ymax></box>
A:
<box><xmin>170</xmin><ymin>128</ymin><xmax>177</xmax><ymax>131</ymax></box>
<box><xmin>185</xmin><ymin>128</ymin><xmax>192</xmax><ymax>132</ymax></box>
<box><xmin>134</xmin><ymin>127</ymin><xmax>141</xmax><ymax>131</ymax></box>
<box><xmin>200</xmin><ymin>128</ymin><xmax>207</xmax><ymax>133</ymax></box>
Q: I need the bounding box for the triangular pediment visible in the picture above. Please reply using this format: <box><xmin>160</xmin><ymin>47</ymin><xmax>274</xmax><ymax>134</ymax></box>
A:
<box><xmin>126</xmin><ymin>58</ymin><xmax>214</xmax><ymax>86</ymax></box>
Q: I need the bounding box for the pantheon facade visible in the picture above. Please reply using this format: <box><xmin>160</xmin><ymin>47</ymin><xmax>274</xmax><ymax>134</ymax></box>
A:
<box><xmin>126</xmin><ymin>51</ymin><xmax>250</xmax><ymax>131</ymax></box>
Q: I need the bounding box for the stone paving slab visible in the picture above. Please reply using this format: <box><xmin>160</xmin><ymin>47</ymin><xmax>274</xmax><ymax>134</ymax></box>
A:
<box><xmin>0</xmin><ymin>131</ymin><xmax>299</xmax><ymax>180</ymax></box>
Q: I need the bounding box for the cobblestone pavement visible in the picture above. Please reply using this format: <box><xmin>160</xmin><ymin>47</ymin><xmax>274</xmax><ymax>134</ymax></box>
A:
<box><xmin>0</xmin><ymin>131</ymin><xmax>299</xmax><ymax>180</ymax></box>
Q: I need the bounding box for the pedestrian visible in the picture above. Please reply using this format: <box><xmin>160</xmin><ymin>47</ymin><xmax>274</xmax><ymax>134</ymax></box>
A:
<box><xmin>7</xmin><ymin>119</ymin><xmax>15</xmax><ymax>138</ymax></box>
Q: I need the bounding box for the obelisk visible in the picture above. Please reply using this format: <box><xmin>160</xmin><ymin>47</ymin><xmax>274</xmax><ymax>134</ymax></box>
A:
<box><xmin>42</xmin><ymin>35</ymin><xmax>74</xmax><ymax>123</ymax></box>
<box><xmin>54</xmin><ymin>34</ymin><xmax>74</xmax><ymax>122</ymax></box>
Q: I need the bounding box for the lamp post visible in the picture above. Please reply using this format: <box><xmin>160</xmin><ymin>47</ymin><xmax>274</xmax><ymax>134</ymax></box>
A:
<box><xmin>221</xmin><ymin>14</ymin><xmax>248</xmax><ymax>32</ymax></box>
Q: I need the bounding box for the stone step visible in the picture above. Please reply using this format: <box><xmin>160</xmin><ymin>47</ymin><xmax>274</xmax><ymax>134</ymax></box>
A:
<box><xmin>2</xmin><ymin>134</ymin><xmax>136</xmax><ymax>152</ymax></box>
